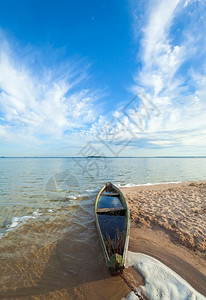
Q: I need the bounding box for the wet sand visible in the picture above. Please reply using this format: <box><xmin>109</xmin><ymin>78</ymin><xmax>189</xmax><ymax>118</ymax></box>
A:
<box><xmin>0</xmin><ymin>181</ymin><xmax>206</xmax><ymax>299</ymax></box>
<box><xmin>121</xmin><ymin>181</ymin><xmax>206</xmax><ymax>297</ymax></box>
<box><xmin>0</xmin><ymin>201</ymin><xmax>131</xmax><ymax>300</ymax></box>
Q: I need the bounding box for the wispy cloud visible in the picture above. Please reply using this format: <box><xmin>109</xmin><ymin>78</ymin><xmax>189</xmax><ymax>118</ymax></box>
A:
<box><xmin>0</xmin><ymin>37</ymin><xmax>100</xmax><ymax>148</ymax></box>
<box><xmin>85</xmin><ymin>0</ymin><xmax>206</xmax><ymax>156</ymax></box>
<box><xmin>1</xmin><ymin>1</ymin><xmax>206</xmax><ymax>156</ymax></box>
<box><xmin>127</xmin><ymin>0</ymin><xmax>206</xmax><ymax>153</ymax></box>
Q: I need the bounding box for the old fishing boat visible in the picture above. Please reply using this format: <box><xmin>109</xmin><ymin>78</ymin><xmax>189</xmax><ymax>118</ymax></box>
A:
<box><xmin>95</xmin><ymin>182</ymin><xmax>130</xmax><ymax>274</ymax></box>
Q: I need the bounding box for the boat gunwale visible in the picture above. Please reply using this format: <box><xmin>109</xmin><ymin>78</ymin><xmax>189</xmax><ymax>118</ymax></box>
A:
<box><xmin>94</xmin><ymin>182</ymin><xmax>130</xmax><ymax>268</ymax></box>
<box><xmin>95</xmin><ymin>184</ymin><xmax>111</xmax><ymax>266</ymax></box>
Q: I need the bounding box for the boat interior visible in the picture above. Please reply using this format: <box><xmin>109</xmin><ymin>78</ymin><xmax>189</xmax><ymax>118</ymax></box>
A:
<box><xmin>96</xmin><ymin>183</ymin><xmax>127</xmax><ymax>256</ymax></box>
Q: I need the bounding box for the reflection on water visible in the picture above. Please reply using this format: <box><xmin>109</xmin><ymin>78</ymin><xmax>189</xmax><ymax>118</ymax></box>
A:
<box><xmin>0</xmin><ymin>157</ymin><xmax>206</xmax><ymax>298</ymax></box>
<box><xmin>97</xmin><ymin>196</ymin><xmax>122</xmax><ymax>209</ymax></box>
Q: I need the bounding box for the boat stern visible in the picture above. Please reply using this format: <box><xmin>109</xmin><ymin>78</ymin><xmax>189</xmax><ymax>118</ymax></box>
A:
<box><xmin>109</xmin><ymin>253</ymin><xmax>124</xmax><ymax>275</ymax></box>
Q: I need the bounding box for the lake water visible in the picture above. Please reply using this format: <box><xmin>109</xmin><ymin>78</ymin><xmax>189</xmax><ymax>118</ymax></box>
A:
<box><xmin>0</xmin><ymin>157</ymin><xmax>206</xmax><ymax>299</ymax></box>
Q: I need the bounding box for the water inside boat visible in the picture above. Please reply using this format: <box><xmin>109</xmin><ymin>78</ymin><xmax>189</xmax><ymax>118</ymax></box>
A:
<box><xmin>97</xmin><ymin>195</ymin><xmax>122</xmax><ymax>209</ymax></box>
<box><xmin>97</xmin><ymin>193</ymin><xmax>126</xmax><ymax>256</ymax></box>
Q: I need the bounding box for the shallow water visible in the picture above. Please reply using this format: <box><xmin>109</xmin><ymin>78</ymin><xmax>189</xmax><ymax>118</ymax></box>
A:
<box><xmin>0</xmin><ymin>157</ymin><xmax>206</xmax><ymax>299</ymax></box>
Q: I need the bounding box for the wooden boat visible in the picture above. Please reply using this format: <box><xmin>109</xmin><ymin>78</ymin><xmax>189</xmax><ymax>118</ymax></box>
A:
<box><xmin>95</xmin><ymin>182</ymin><xmax>130</xmax><ymax>274</ymax></box>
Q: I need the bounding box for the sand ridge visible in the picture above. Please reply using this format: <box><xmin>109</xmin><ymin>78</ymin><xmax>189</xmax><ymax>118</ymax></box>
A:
<box><xmin>121</xmin><ymin>181</ymin><xmax>206</xmax><ymax>253</ymax></box>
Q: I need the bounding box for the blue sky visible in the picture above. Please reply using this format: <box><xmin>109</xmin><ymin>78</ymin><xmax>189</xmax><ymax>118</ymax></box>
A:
<box><xmin>0</xmin><ymin>0</ymin><xmax>206</xmax><ymax>156</ymax></box>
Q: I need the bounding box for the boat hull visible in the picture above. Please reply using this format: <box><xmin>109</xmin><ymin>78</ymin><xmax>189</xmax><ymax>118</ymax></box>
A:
<box><xmin>95</xmin><ymin>182</ymin><xmax>130</xmax><ymax>274</ymax></box>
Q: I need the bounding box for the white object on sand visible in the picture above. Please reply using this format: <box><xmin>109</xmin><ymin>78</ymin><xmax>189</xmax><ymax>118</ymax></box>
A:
<box><xmin>122</xmin><ymin>251</ymin><xmax>206</xmax><ymax>300</ymax></box>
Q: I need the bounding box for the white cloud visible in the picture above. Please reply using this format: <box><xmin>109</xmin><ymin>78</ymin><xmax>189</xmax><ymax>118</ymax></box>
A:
<box><xmin>127</xmin><ymin>0</ymin><xmax>206</xmax><ymax>151</ymax></box>
<box><xmin>137</xmin><ymin>0</ymin><xmax>185</xmax><ymax>97</ymax></box>
<box><xmin>84</xmin><ymin>0</ymin><xmax>206</xmax><ymax>155</ymax></box>
<box><xmin>142</xmin><ymin>0</ymin><xmax>181</xmax><ymax>66</ymax></box>
<box><xmin>0</xmin><ymin>39</ymin><xmax>99</xmax><ymax>147</ymax></box>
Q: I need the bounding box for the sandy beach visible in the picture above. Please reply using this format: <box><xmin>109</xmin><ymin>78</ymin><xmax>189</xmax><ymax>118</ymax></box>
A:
<box><xmin>0</xmin><ymin>180</ymin><xmax>206</xmax><ymax>299</ymax></box>
<box><xmin>121</xmin><ymin>181</ymin><xmax>206</xmax><ymax>297</ymax></box>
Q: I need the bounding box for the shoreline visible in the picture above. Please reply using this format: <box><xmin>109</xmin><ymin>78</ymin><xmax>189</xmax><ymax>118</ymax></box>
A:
<box><xmin>0</xmin><ymin>180</ymin><xmax>205</xmax><ymax>299</ymax></box>
<box><xmin>119</xmin><ymin>179</ymin><xmax>206</xmax><ymax>188</ymax></box>
<box><xmin>121</xmin><ymin>180</ymin><xmax>206</xmax><ymax>296</ymax></box>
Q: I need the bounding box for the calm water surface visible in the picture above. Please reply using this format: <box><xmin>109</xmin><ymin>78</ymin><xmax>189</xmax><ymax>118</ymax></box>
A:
<box><xmin>0</xmin><ymin>157</ymin><xmax>206</xmax><ymax>299</ymax></box>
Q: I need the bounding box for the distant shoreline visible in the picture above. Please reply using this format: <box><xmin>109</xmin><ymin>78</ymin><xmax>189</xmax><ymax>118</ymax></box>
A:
<box><xmin>1</xmin><ymin>156</ymin><xmax>206</xmax><ymax>159</ymax></box>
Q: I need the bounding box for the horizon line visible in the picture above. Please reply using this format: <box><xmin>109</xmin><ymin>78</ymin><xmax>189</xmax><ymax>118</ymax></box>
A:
<box><xmin>1</xmin><ymin>156</ymin><xmax>206</xmax><ymax>159</ymax></box>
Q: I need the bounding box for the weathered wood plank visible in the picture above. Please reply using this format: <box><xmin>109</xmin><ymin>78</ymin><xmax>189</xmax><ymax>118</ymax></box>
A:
<box><xmin>96</xmin><ymin>207</ymin><xmax>125</xmax><ymax>214</ymax></box>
